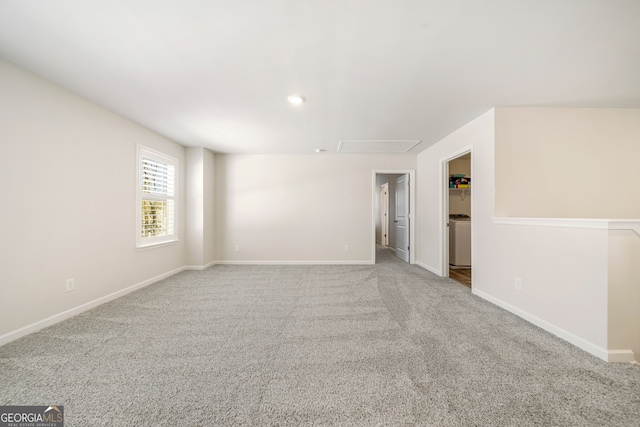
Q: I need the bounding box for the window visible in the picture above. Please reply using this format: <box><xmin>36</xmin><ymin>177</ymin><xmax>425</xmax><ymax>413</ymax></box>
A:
<box><xmin>136</xmin><ymin>145</ymin><xmax>177</xmax><ymax>248</ymax></box>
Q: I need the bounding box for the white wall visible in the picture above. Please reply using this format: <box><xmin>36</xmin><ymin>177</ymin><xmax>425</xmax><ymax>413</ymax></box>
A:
<box><xmin>415</xmin><ymin>113</ymin><xmax>482</xmax><ymax>276</ymax></box>
<box><xmin>185</xmin><ymin>147</ymin><xmax>216</xmax><ymax>268</ymax></box>
<box><xmin>0</xmin><ymin>59</ymin><xmax>186</xmax><ymax>341</ymax></box>
<box><xmin>186</xmin><ymin>148</ymin><xmax>204</xmax><ymax>266</ymax></box>
<box><xmin>475</xmin><ymin>222</ymin><xmax>609</xmax><ymax>354</ymax></box>
<box><xmin>416</xmin><ymin>109</ymin><xmax>634</xmax><ymax>361</ymax></box>
<box><xmin>214</xmin><ymin>154</ymin><xmax>416</xmax><ymax>263</ymax></box>
<box><xmin>203</xmin><ymin>149</ymin><xmax>216</xmax><ymax>264</ymax></box>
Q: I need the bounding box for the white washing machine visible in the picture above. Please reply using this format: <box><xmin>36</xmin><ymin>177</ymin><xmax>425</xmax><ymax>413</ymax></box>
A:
<box><xmin>449</xmin><ymin>217</ymin><xmax>471</xmax><ymax>267</ymax></box>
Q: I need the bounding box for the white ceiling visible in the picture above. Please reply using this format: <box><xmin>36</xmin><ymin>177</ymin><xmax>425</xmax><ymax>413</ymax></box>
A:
<box><xmin>0</xmin><ymin>0</ymin><xmax>638</xmax><ymax>154</ymax></box>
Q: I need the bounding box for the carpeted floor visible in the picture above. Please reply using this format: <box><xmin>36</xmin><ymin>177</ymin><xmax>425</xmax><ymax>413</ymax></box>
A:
<box><xmin>1</xmin><ymin>247</ymin><xmax>639</xmax><ymax>426</ymax></box>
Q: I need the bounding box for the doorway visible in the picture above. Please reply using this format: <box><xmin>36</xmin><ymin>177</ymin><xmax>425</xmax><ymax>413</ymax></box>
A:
<box><xmin>380</xmin><ymin>183</ymin><xmax>389</xmax><ymax>247</ymax></box>
<box><xmin>443</xmin><ymin>152</ymin><xmax>472</xmax><ymax>288</ymax></box>
<box><xmin>372</xmin><ymin>170</ymin><xmax>415</xmax><ymax>264</ymax></box>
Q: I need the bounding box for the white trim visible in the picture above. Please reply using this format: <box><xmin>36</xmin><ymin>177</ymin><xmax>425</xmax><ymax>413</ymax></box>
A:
<box><xmin>607</xmin><ymin>350</ymin><xmax>636</xmax><ymax>363</ymax></box>
<box><xmin>609</xmin><ymin>221</ymin><xmax>640</xmax><ymax>236</ymax></box>
<box><xmin>0</xmin><ymin>267</ymin><xmax>184</xmax><ymax>347</ymax></box>
<box><xmin>184</xmin><ymin>260</ymin><xmax>218</xmax><ymax>270</ymax></box>
<box><xmin>214</xmin><ymin>260</ymin><xmax>374</xmax><ymax>265</ymax></box>
<box><xmin>136</xmin><ymin>144</ymin><xmax>179</xmax><ymax>248</ymax></box>
<box><xmin>472</xmin><ymin>289</ymin><xmax>636</xmax><ymax>363</ymax></box>
<box><xmin>135</xmin><ymin>239</ymin><xmax>180</xmax><ymax>251</ymax></box>
<box><xmin>416</xmin><ymin>261</ymin><xmax>441</xmax><ymax>276</ymax></box>
<box><xmin>492</xmin><ymin>217</ymin><xmax>640</xmax><ymax>236</ymax></box>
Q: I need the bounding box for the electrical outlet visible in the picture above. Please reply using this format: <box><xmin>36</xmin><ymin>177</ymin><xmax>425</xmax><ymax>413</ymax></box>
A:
<box><xmin>65</xmin><ymin>278</ymin><xmax>75</xmax><ymax>293</ymax></box>
<box><xmin>344</xmin><ymin>245</ymin><xmax>350</xmax><ymax>252</ymax></box>
<box><xmin>515</xmin><ymin>277</ymin><xmax>523</xmax><ymax>291</ymax></box>
<box><xmin>234</xmin><ymin>245</ymin><xmax>240</xmax><ymax>252</ymax></box>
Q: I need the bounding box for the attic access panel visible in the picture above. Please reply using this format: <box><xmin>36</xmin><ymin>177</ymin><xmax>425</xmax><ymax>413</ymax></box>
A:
<box><xmin>337</xmin><ymin>140</ymin><xmax>421</xmax><ymax>153</ymax></box>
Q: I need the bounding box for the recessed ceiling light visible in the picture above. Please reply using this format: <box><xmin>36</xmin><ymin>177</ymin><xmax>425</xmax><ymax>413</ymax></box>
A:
<box><xmin>315</xmin><ymin>148</ymin><xmax>326</xmax><ymax>153</ymax></box>
<box><xmin>287</xmin><ymin>95</ymin><xmax>305</xmax><ymax>104</ymax></box>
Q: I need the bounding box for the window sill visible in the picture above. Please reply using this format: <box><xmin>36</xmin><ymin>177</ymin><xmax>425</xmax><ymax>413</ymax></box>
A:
<box><xmin>136</xmin><ymin>239</ymin><xmax>179</xmax><ymax>251</ymax></box>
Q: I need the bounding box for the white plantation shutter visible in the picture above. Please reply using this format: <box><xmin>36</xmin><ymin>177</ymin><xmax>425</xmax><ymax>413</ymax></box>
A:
<box><xmin>137</xmin><ymin>146</ymin><xmax>178</xmax><ymax>247</ymax></box>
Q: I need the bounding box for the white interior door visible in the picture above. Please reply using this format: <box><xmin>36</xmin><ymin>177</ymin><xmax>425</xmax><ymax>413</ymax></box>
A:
<box><xmin>395</xmin><ymin>174</ymin><xmax>410</xmax><ymax>262</ymax></box>
<box><xmin>381</xmin><ymin>183</ymin><xmax>389</xmax><ymax>246</ymax></box>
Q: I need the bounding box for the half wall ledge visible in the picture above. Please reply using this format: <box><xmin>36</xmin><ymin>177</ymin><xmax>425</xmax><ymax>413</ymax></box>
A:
<box><xmin>491</xmin><ymin>217</ymin><xmax>640</xmax><ymax>236</ymax></box>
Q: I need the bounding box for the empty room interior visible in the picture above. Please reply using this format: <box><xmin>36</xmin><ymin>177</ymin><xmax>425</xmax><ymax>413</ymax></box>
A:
<box><xmin>1</xmin><ymin>1</ymin><xmax>639</xmax><ymax>425</ymax></box>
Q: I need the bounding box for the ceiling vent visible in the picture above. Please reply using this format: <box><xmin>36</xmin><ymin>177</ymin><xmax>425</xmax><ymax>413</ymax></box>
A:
<box><xmin>337</xmin><ymin>140</ymin><xmax>421</xmax><ymax>153</ymax></box>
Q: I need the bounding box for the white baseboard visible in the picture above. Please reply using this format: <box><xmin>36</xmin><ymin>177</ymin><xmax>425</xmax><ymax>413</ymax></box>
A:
<box><xmin>415</xmin><ymin>261</ymin><xmax>441</xmax><ymax>276</ymax></box>
<box><xmin>472</xmin><ymin>289</ymin><xmax>635</xmax><ymax>363</ymax></box>
<box><xmin>184</xmin><ymin>260</ymin><xmax>218</xmax><ymax>270</ymax></box>
<box><xmin>0</xmin><ymin>266</ymin><xmax>184</xmax><ymax>347</ymax></box>
<box><xmin>214</xmin><ymin>260</ymin><xmax>374</xmax><ymax>265</ymax></box>
<box><xmin>606</xmin><ymin>349</ymin><xmax>636</xmax><ymax>363</ymax></box>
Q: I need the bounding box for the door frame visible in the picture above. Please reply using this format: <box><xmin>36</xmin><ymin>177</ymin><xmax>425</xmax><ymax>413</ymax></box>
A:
<box><xmin>440</xmin><ymin>147</ymin><xmax>472</xmax><ymax>277</ymax></box>
<box><xmin>372</xmin><ymin>169</ymin><xmax>416</xmax><ymax>264</ymax></box>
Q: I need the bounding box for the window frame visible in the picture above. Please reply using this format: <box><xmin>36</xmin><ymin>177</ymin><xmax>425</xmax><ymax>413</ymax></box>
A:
<box><xmin>136</xmin><ymin>145</ymin><xmax>178</xmax><ymax>249</ymax></box>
